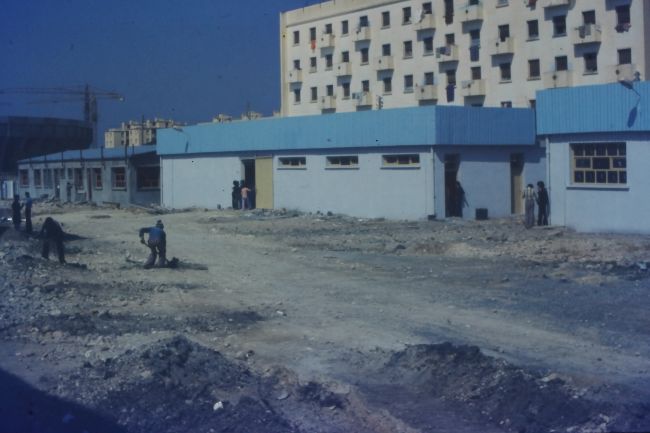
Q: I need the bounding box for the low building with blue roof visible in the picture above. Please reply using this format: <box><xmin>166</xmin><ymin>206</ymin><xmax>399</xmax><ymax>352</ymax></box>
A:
<box><xmin>16</xmin><ymin>145</ymin><xmax>159</xmax><ymax>207</ymax></box>
<box><xmin>157</xmin><ymin>105</ymin><xmax>543</xmax><ymax>220</ymax></box>
<box><xmin>537</xmin><ymin>81</ymin><xmax>649</xmax><ymax>233</ymax></box>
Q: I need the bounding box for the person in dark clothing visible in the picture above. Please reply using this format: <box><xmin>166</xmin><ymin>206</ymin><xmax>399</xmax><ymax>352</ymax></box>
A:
<box><xmin>139</xmin><ymin>220</ymin><xmax>167</xmax><ymax>269</ymax></box>
<box><xmin>11</xmin><ymin>195</ymin><xmax>22</xmax><ymax>231</ymax></box>
<box><xmin>24</xmin><ymin>192</ymin><xmax>33</xmax><ymax>234</ymax></box>
<box><xmin>231</xmin><ymin>180</ymin><xmax>241</xmax><ymax>209</ymax></box>
<box><xmin>536</xmin><ymin>181</ymin><xmax>549</xmax><ymax>226</ymax></box>
<box><xmin>40</xmin><ymin>217</ymin><xmax>65</xmax><ymax>264</ymax></box>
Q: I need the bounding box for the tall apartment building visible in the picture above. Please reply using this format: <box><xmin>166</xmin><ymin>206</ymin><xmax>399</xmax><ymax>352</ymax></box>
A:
<box><xmin>280</xmin><ymin>0</ymin><xmax>648</xmax><ymax>116</ymax></box>
<box><xmin>104</xmin><ymin>118</ymin><xmax>183</xmax><ymax>148</ymax></box>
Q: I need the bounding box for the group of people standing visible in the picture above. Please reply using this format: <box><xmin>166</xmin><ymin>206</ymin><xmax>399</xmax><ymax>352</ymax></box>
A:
<box><xmin>231</xmin><ymin>181</ymin><xmax>253</xmax><ymax>210</ymax></box>
<box><xmin>523</xmin><ymin>181</ymin><xmax>549</xmax><ymax>229</ymax></box>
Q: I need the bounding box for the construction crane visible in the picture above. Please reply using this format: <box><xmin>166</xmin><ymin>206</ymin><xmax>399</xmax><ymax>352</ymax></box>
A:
<box><xmin>0</xmin><ymin>84</ymin><xmax>124</xmax><ymax>147</ymax></box>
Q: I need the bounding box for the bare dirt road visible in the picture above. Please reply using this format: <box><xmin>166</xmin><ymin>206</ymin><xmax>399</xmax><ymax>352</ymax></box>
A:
<box><xmin>1</xmin><ymin>203</ymin><xmax>649</xmax><ymax>433</ymax></box>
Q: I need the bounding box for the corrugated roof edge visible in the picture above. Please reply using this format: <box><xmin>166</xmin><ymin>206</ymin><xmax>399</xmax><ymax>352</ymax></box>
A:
<box><xmin>17</xmin><ymin>145</ymin><xmax>156</xmax><ymax>164</ymax></box>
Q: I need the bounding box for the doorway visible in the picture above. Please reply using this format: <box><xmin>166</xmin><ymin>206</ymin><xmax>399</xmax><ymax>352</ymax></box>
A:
<box><xmin>54</xmin><ymin>170</ymin><xmax>60</xmax><ymax>199</ymax></box>
<box><xmin>510</xmin><ymin>153</ymin><xmax>524</xmax><ymax>214</ymax></box>
<box><xmin>444</xmin><ymin>154</ymin><xmax>460</xmax><ymax>217</ymax></box>
<box><xmin>86</xmin><ymin>168</ymin><xmax>93</xmax><ymax>202</ymax></box>
<box><xmin>241</xmin><ymin>157</ymin><xmax>274</xmax><ymax>210</ymax></box>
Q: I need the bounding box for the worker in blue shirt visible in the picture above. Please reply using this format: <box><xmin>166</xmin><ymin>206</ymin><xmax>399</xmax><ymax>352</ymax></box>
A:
<box><xmin>139</xmin><ymin>219</ymin><xmax>167</xmax><ymax>268</ymax></box>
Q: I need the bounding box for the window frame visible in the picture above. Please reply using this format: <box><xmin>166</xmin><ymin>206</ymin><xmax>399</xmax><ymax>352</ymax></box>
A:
<box><xmin>136</xmin><ymin>165</ymin><xmax>159</xmax><ymax>190</ymax></box>
<box><xmin>278</xmin><ymin>156</ymin><xmax>307</xmax><ymax>169</ymax></box>
<box><xmin>382</xmin><ymin>154</ymin><xmax>421</xmax><ymax>169</ymax></box>
<box><xmin>33</xmin><ymin>169</ymin><xmax>42</xmax><ymax>188</ymax></box>
<box><xmin>19</xmin><ymin>169</ymin><xmax>29</xmax><ymax>187</ymax></box>
<box><xmin>93</xmin><ymin>167</ymin><xmax>103</xmax><ymax>190</ymax></box>
<box><xmin>571</xmin><ymin>142</ymin><xmax>627</xmax><ymax>187</ymax></box>
<box><xmin>111</xmin><ymin>167</ymin><xmax>127</xmax><ymax>190</ymax></box>
<box><xmin>326</xmin><ymin>155</ymin><xmax>359</xmax><ymax>169</ymax></box>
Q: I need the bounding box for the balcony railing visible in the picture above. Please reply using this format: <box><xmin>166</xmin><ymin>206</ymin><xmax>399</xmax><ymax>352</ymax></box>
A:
<box><xmin>543</xmin><ymin>69</ymin><xmax>573</xmax><ymax>88</ymax></box>
<box><xmin>459</xmin><ymin>4</ymin><xmax>483</xmax><ymax>23</ymax></box>
<box><xmin>610</xmin><ymin>63</ymin><xmax>637</xmax><ymax>82</ymax></box>
<box><xmin>540</xmin><ymin>0</ymin><xmax>570</xmax><ymax>8</ymax></box>
<box><xmin>353</xmin><ymin>26</ymin><xmax>371</xmax><ymax>42</ymax></box>
<box><xmin>435</xmin><ymin>44</ymin><xmax>459</xmax><ymax>62</ymax></box>
<box><xmin>413</xmin><ymin>13</ymin><xmax>435</xmax><ymax>31</ymax></box>
<box><xmin>320</xmin><ymin>33</ymin><xmax>335</xmax><ymax>49</ymax></box>
<box><xmin>460</xmin><ymin>79</ymin><xmax>486</xmax><ymax>97</ymax></box>
<box><xmin>374</xmin><ymin>55</ymin><xmax>394</xmax><ymax>71</ymax></box>
<box><xmin>335</xmin><ymin>62</ymin><xmax>352</xmax><ymax>77</ymax></box>
<box><xmin>319</xmin><ymin>95</ymin><xmax>336</xmax><ymax>110</ymax></box>
<box><xmin>415</xmin><ymin>84</ymin><xmax>438</xmax><ymax>101</ymax></box>
<box><xmin>354</xmin><ymin>91</ymin><xmax>373</xmax><ymax>107</ymax></box>
<box><xmin>287</xmin><ymin>69</ymin><xmax>302</xmax><ymax>83</ymax></box>
<box><xmin>490</xmin><ymin>37</ymin><xmax>515</xmax><ymax>56</ymax></box>
<box><xmin>572</xmin><ymin>24</ymin><xmax>602</xmax><ymax>45</ymax></box>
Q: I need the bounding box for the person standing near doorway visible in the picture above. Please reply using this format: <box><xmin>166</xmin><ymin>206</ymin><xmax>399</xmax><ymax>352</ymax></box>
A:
<box><xmin>240</xmin><ymin>183</ymin><xmax>251</xmax><ymax>210</ymax></box>
<box><xmin>231</xmin><ymin>180</ymin><xmax>241</xmax><ymax>209</ymax></box>
<box><xmin>11</xmin><ymin>194</ymin><xmax>22</xmax><ymax>231</ymax></box>
<box><xmin>24</xmin><ymin>192</ymin><xmax>33</xmax><ymax>234</ymax></box>
<box><xmin>536</xmin><ymin>181</ymin><xmax>549</xmax><ymax>226</ymax></box>
<box><xmin>523</xmin><ymin>184</ymin><xmax>536</xmax><ymax>229</ymax></box>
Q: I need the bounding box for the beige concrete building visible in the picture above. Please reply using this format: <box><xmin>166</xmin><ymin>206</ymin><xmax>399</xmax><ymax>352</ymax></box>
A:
<box><xmin>280</xmin><ymin>0</ymin><xmax>648</xmax><ymax>116</ymax></box>
<box><xmin>104</xmin><ymin>118</ymin><xmax>183</xmax><ymax>148</ymax></box>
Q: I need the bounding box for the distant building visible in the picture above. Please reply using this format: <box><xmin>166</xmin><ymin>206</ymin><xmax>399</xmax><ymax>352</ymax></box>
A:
<box><xmin>104</xmin><ymin>118</ymin><xmax>183</xmax><ymax>148</ymax></box>
<box><xmin>0</xmin><ymin>116</ymin><xmax>92</xmax><ymax>197</ymax></box>
<box><xmin>280</xmin><ymin>0</ymin><xmax>648</xmax><ymax>116</ymax></box>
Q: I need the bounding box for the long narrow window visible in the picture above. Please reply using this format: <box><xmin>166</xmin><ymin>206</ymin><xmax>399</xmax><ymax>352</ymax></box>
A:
<box><xmin>278</xmin><ymin>157</ymin><xmax>306</xmax><ymax>168</ymax></box>
<box><xmin>382</xmin><ymin>154</ymin><xmax>420</xmax><ymax>168</ymax></box>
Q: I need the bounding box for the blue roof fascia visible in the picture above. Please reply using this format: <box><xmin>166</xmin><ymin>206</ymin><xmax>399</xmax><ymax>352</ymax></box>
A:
<box><xmin>18</xmin><ymin>146</ymin><xmax>156</xmax><ymax>164</ymax></box>
<box><xmin>537</xmin><ymin>82</ymin><xmax>650</xmax><ymax>135</ymax></box>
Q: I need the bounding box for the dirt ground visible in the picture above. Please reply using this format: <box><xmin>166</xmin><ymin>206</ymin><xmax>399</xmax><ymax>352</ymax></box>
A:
<box><xmin>1</xmin><ymin>201</ymin><xmax>649</xmax><ymax>433</ymax></box>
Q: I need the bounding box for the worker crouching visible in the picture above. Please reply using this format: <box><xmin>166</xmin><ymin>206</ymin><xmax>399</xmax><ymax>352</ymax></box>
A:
<box><xmin>139</xmin><ymin>220</ymin><xmax>167</xmax><ymax>269</ymax></box>
<box><xmin>40</xmin><ymin>217</ymin><xmax>65</xmax><ymax>264</ymax></box>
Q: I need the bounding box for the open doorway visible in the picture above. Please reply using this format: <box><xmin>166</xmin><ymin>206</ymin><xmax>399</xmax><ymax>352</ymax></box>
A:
<box><xmin>241</xmin><ymin>159</ymin><xmax>256</xmax><ymax>209</ymax></box>
<box><xmin>241</xmin><ymin>157</ymin><xmax>274</xmax><ymax>210</ymax></box>
<box><xmin>444</xmin><ymin>154</ymin><xmax>461</xmax><ymax>217</ymax></box>
<box><xmin>510</xmin><ymin>153</ymin><xmax>524</xmax><ymax>214</ymax></box>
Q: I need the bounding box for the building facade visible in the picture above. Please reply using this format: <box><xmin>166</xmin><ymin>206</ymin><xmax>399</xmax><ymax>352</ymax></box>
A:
<box><xmin>16</xmin><ymin>147</ymin><xmax>160</xmax><ymax>208</ymax></box>
<box><xmin>280</xmin><ymin>0</ymin><xmax>648</xmax><ymax>116</ymax></box>
<box><xmin>104</xmin><ymin>118</ymin><xmax>183</xmax><ymax>148</ymax></box>
<box><xmin>157</xmin><ymin>106</ymin><xmax>543</xmax><ymax>220</ymax></box>
<box><xmin>538</xmin><ymin>81</ymin><xmax>649</xmax><ymax>233</ymax></box>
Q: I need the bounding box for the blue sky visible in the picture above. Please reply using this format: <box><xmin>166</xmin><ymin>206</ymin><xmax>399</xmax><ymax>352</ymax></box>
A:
<box><xmin>0</xmin><ymin>0</ymin><xmax>322</xmax><ymax>143</ymax></box>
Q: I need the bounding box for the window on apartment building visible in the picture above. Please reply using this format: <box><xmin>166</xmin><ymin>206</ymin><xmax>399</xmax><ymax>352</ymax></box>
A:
<box><xmin>469</xmin><ymin>0</ymin><xmax>479</xmax><ymax>5</ymax></box>
<box><xmin>279</xmin><ymin>157</ymin><xmax>307</xmax><ymax>168</ymax></box>
<box><xmin>500</xmin><ymin>62</ymin><xmax>512</xmax><ymax>81</ymax></box>
<box><xmin>93</xmin><ymin>168</ymin><xmax>103</xmax><ymax>189</ymax></box>
<box><xmin>325</xmin><ymin>53</ymin><xmax>333</xmax><ymax>69</ymax></box>
<box><xmin>111</xmin><ymin>167</ymin><xmax>126</xmax><ymax>190</ymax></box>
<box><xmin>582</xmin><ymin>10</ymin><xmax>596</xmax><ymax>25</ymax></box>
<box><xmin>529</xmin><ymin>99</ymin><xmax>536</xmax><ymax>109</ymax></box>
<box><xmin>382</xmin><ymin>154</ymin><xmax>420</xmax><ymax>168</ymax></box>
<box><xmin>327</xmin><ymin>155</ymin><xmax>359</xmax><ymax>168</ymax></box>
<box><xmin>571</xmin><ymin>143</ymin><xmax>626</xmax><ymax>185</ymax></box>
<box><xmin>403</xmin><ymin>7</ymin><xmax>412</xmax><ymax>24</ymax></box>
<box><xmin>446</xmin><ymin>33</ymin><xmax>455</xmax><ymax>45</ymax></box>
<box><xmin>34</xmin><ymin>169</ymin><xmax>42</xmax><ymax>188</ymax></box>
<box><xmin>501</xmin><ymin>101</ymin><xmax>512</xmax><ymax>108</ymax></box>
<box><xmin>361</xmin><ymin>47</ymin><xmax>369</xmax><ymax>64</ymax></box>
<box><xmin>528</xmin><ymin>59</ymin><xmax>541</xmax><ymax>79</ymax></box>
<box><xmin>527</xmin><ymin>20</ymin><xmax>539</xmax><ymax>39</ymax></box>
<box><xmin>498</xmin><ymin>24</ymin><xmax>510</xmax><ymax>41</ymax></box>
<box><xmin>137</xmin><ymin>166</ymin><xmax>159</xmax><ymax>190</ymax></box>
<box><xmin>67</xmin><ymin>168</ymin><xmax>73</xmax><ymax>180</ymax></box>
<box><xmin>341</xmin><ymin>20</ymin><xmax>349</xmax><ymax>35</ymax></box>
<box><xmin>404</xmin><ymin>75</ymin><xmax>414</xmax><ymax>93</ymax></box>
<box><xmin>309</xmin><ymin>27</ymin><xmax>316</xmax><ymax>42</ymax></box>
<box><xmin>404</xmin><ymin>40</ymin><xmax>413</xmax><ymax>58</ymax></box>
<box><xmin>43</xmin><ymin>169</ymin><xmax>52</xmax><ymax>188</ymax></box>
<box><xmin>341</xmin><ymin>51</ymin><xmax>350</xmax><ymax>62</ymax></box>
<box><xmin>424</xmin><ymin>72</ymin><xmax>434</xmax><ymax>86</ymax></box>
<box><xmin>618</xmin><ymin>48</ymin><xmax>632</xmax><ymax>65</ymax></box>
<box><xmin>326</xmin><ymin>84</ymin><xmax>334</xmax><ymax>96</ymax></box>
<box><xmin>19</xmin><ymin>169</ymin><xmax>29</xmax><ymax>187</ymax></box>
<box><xmin>423</xmin><ymin>2</ymin><xmax>433</xmax><ymax>14</ymax></box>
<box><xmin>469</xmin><ymin>29</ymin><xmax>480</xmax><ymax>62</ymax></box>
<box><xmin>342</xmin><ymin>82</ymin><xmax>351</xmax><ymax>98</ymax></box>
<box><xmin>74</xmin><ymin>168</ymin><xmax>83</xmax><ymax>190</ymax></box>
<box><xmin>293</xmin><ymin>30</ymin><xmax>300</xmax><ymax>45</ymax></box>
<box><xmin>383</xmin><ymin>76</ymin><xmax>392</xmax><ymax>94</ymax></box>
<box><xmin>293</xmin><ymin>88</ymin><xmax>301</xmax><ymax>103</ymax></box>
<box><xmin>362</xmin><ymin>80</ymin><xmax>370</xmax><ymax>92</ymax></box>
<box><xmin>311</xmin><ymin>87</ymin><xmax>318</xmax><ymax>101</ymax></box>
<box><xmin>382</xmin><ymin>43</ymin><xmax>391</xmax><ymax>56</ymax></box>
<box><xmin>293</xmin><ymin>59</ymin><xmax>301</xmax><ymax>70</ymax></box>
<box><xmin>471</xmin><ymin>66</ymin><xmax>481</xmax><ymax>80</ymax></box>
<box><xmin>444</xmin><ymin>0</ymin><xmax>454</xmax><ymax>24</ymax></box>
<box><xmin>446</xmin><ymin>70</ymin><xmax>456</xmax><ymax>102</ymax></box>
<box><xmin>324</xmin><ymin>23</ymin><xmax>333</xmax><ymax>34</ymax></box>
<box><xmin>382</xmin><ymin>11</ymin><xmax>390</xmax><ymax>27</ymax></box>
<box><xmin>616</xmin><ymin>5</ymin><xmax>631</xmax><ymax>31</ymax></box>
<box><xmin>555</xmin><ymin>56</ymin><xmax>568</xmax><ymax>71</ymax></box>
<box><xmin>553</xmin><ymin>15</ymin><xmax>567</xmax><ymax>36</ymax></box>
<box><xmin>584</xmin><ymin>52</ymin><xmax>598</xmax><ymax>74</ymax></box>
<box><xmin>423</xmin><ymin>36</ymin><xmax>434</xmax><ymax>55</ymax></box>
<box><xmin>359</xmin><ymin>15</ymin><xmax>369</xmax><ymax>28</ymax></box>
<box><xmin>497</xmin><ymin>0</ymin><xmax>508</xmax><ymax>6</ymax></box>
<box><xmin>310</xmin><ymin>57</ymin><xmax>317</xmax><ymax>72</ymax></box>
